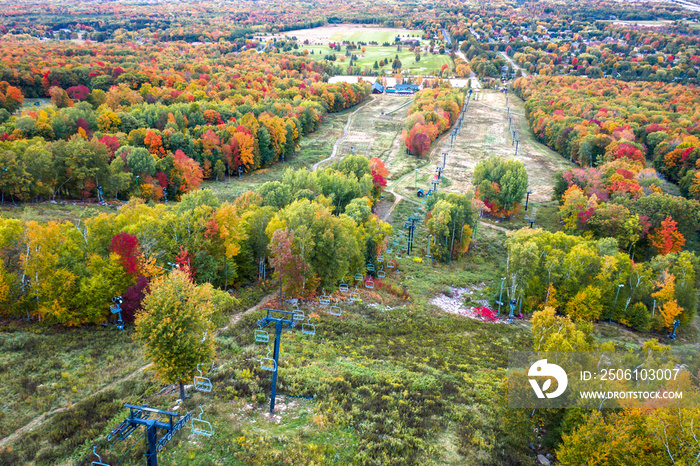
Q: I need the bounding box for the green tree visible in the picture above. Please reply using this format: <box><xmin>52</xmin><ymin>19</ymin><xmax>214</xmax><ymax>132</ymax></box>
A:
<box><xmin>258</xmin><ymin>181</ymin><xmax>292</xmax><ymax>209</ymax></box>
<box><xmin>473</xmin><ymin>156</ymin><xmax>528</xmax><ymax>215</ymax></box>
<box><xmin>134</xmin><ymin>270</ymin><xmax>216</xmax><ymax>401</ymax></box>
<box><xmin>121</xmin><ymin>146</ymin><xmax>156</xmax><ymax>178</ymax></box>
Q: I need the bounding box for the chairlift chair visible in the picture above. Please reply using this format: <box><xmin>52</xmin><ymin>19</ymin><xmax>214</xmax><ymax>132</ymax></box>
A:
<box><xmin>387</xmin><ymin>259</ymin><xmax>396</xmax><ymax>269</ymax></box>
<box><xmin>330</xmin><ymin>304</ymin><xmax>342</xmax><ymax>316</ymax></box>
<box><xmin>302</xmin><ymin>318</ymin><xmax>316</xmax><ymax>336</ymax></box>
<box><xmin>194</xmin><ymin>364</ymin><xmax>212</xmax><ymax>393</ymax></box>
<box><xmin>319</xmin><ymin>288</ymin><xmax>331</xmax><ymax>306</ymax></box>
<box><xmin>395</xmin><ymin>251</ymin><xmax>402</xmax><ymax>259</ymax></box>
<box><xmin>91</xmin><ymin>447</ymin><xmax>110</xmax><ymax>466</ymax></box>
<box><xmin>386</xmin><ymin>247</ymin><xmax>393</xmax><ymax>255</ymax></box>
<box><xmin>365</xmin><ymin>278</ymin><xmax>375</xmax><ymax>289</ymax></box>
<box><xmin>255</xmin><ymin>329</ymin><xmax>270</xmax><ymax>343</ymax></box>
<box><xmin>367</xmin><ymin>261</ymin><xmax>375</xmax><ymax>272</ymax></box>
<box><xmin>261</xmin><ymin>348</ymin><xmax>277</xmax><ymax>371</ymax></box>
<box><xmin>377</xmin><ymin>254</ymin><xmax>384</xmax><ymax>263</ymax></box>
<box><xmin>349</xmin><ymin>287</ymin><xmax>360</xmax><ymax>303</ymax></box>
<box><xmin>354</xmin><ymin>269</ymin><xmax>363</xmax><ymax>281</ymax></box>
<box><xmin>377</xmin><ymin>266</ymin><xmax>386</xmax><ymax>278</ymax></box>
<box><xmin>191</xmin><ymin>406</ymin><xmax>214</xmax><ymax>437</ymax></box>
<box><xmin>339</xmin><ymin>277</ymin><xmax>349</xmax><ymax>293</ymax></box>
<box><xmin>293</xmin><ymin>308</ymin><xmax>305</xmax><ymax>321</ymax></box>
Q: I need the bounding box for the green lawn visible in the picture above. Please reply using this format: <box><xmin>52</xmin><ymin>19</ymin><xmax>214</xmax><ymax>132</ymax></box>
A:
<box><xmin>305</xmin><ymin>45</ymin><xmax>453</xmax><ymax>76</ymax></box>
<box><xmin>329</xmin><ymin>28</ymin><xmax>423</xmax><ymax>44</ymax></box>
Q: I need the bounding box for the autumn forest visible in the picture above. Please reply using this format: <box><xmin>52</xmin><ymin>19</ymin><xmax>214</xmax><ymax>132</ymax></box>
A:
<box><xmin>1</xmin><ymin>0</ymin><xmax>700</xmax><ymax>465</ymax></box>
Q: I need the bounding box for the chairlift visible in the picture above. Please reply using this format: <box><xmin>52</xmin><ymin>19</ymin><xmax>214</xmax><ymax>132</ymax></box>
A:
<box><xmin>377</xmin><ymin>254</ymin><xmax>384</xmax><ymax>263</ymax></box>
<box><xmin>387</xmin><ymin>259</ymin><xmax>396</xmax><ymax>269</ymax></box>
<box><xmin>319</xmin><ymin>288</ymin><xmax>331</xmax><ymax>306</ymax></box>
<box><xmin>330</xmin><ymin>304</ymin><xmax>342</xmax><ymax>316</ymax></box>
<box><xmin>386</xmin><ymin>247</ymin><xmax>393</xmax><ymax>255</ymax></box>
<box><xmin>255</xmin><ymin>328</ymin><xmax>270</xmax><ymax>343</ymax></box>
<box><xmin>401</xmin><ymin>245</ymin><xmax>408</xmax><ymax>253</ymax></box>
<box><xmin>354</xmin><ymin>269</ymin><xmax>363</xmax><ymax>281</ymax></box>
<box><xmin>365</xmin><ymin>278</ymin><xmax>375</xmax><ymax>289</ymax></box>
<box><xmin>293</xmin><ymin>308</ymin><xmax>305</xmax><ymax>321</ymax></box>
<box><xmin>302</xmin><ymin>318</ymin><xmax>316</xmax><ymax>336</ymax></box>
<box><xmin>261</xmin><ymin>348</ymin><xmax>277</xmax><ymax>371</ymax></box>
<box><xmin>339</xmin><ymin>277</ymin><xmax>349</xmax><ymax>293</ymax></box>
<box><xmin>349</xmin><ymin>287</ymin><xmax>360</xmax><ymax>303</ymax></box>
<box><xmin>367</xmin><ymin>261</ymin><xmax>375</xmax><ymax>272</ymax></box>
<box><xmin>191</xmin><ymin>406</ymin><xmax>214</xmax><ymax>437</ymax></box>
<box><xmin>377</xmin><ymin>266</ymin><xmax>386</xmax><ymax>278</ymax></box>
<box><xmin>194</xmin><ymin>364</ymin><xmax>212</xmax><ymax>393</ymax></box>
<box><xmin>395</xmin><ymin>251</ymin><xmax>402</xmax><ymax>259</ymax></box>
<box><xmin>91</xmin><ymin>447</ymin><xmax>110</xmax><ymax>466</ymax></box>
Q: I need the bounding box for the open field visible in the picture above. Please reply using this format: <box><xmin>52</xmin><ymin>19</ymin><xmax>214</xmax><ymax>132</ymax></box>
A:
<box><xmin>313</xmin><ymin>94</ymin><xmax>414</xmax><ymax>173</ymax></box>
<box><xmin>0</xmin><ymin>326</ymin><xmax>147</xmax><ymax>442</ymax></box>
<box><xmin>266</xmin><ymin>24</ymin><xmax>424</xmax><ymax>46</ymax></box>
<box><xmin>305</xmin><ymin>45</ymin><xmax>453</xmax><ymax>76</ymax></box>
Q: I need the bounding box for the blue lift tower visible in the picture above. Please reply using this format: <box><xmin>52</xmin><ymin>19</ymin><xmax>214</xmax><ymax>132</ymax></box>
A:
<box><xmin>105</xmin><ymin>404</ymin><xmax>192</xmax><ymax>466</ymax></box>
<box><xmin>256</xmin><ymin>308</ymin><xmax>300</xmax><ymax>414</ymax></box>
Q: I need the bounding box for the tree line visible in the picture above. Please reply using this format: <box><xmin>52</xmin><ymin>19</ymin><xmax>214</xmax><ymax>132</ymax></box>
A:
<box><xmin>0</xmin><ymin>154</ymin><xmax>391</xmax><ymax>326</ymax></box>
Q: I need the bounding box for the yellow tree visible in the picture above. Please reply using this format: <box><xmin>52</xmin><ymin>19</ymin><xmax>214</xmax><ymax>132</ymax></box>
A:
<box><xmin>531</xmin><ymin>306</ymin><xmax>592</xmax><ymax>351</ymax></box>
<box><xmin>652</xmin><ymin>271</ymin><xmax>681</xmax><ymax>330</ymax></box>
<box><xmin>233</xmin><ymin>130</ymin><xmax>256</xmax><ymax>168</ymax></box>
<box><xmin>134</xmin><ymin>270</ymin><xmax>216</xmax><ymax>401</ymax></box>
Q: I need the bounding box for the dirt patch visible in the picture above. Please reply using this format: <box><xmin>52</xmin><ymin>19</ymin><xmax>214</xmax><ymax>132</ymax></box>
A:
<box><xmin>260</xmin><ymin>24</ymin><xmax>423</xmax><ymax>46</ymax></box>
<box><xmin>430</xmin><ymin>285</ymin><xmax>514</xmax><ymax>323</ymax></box>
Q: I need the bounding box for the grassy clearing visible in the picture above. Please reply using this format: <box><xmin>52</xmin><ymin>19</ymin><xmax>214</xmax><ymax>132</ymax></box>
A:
<box><xmin>478</xmin><ymin>200</ymin><xmax>563</xmax><ymax>232</ymax></box>
<box><xmin>0</xmin><ymin>325</ymin><xmax>146</xmax><ymax>440</ymax></box>
<box><xmin>331</xmin><ymin>94</ymin><xmax>413</xmax><ymax>171</ymax></box>
<box><xmin>392</xmin><ymin>89</ymin><xmax>574</xmax><ymax>204</ymax></box>
<box><xmin>305</xmin><ymin>45</ymin><xmax>453</xmax><ymax>75</ymax></box>
<box><xmin>0</xmin><ymin>202</ymin><xmax>117</xmax><ymax>223</ymax></box>
<box><xmin>329</xmin><ymin>28</ymin><xmax>422</xmax><ymax>44</ymax></box>
<box><xmin>1</xmin><ymin>235</ymin><xmax>535</xmax><ymax>465</ymax></box>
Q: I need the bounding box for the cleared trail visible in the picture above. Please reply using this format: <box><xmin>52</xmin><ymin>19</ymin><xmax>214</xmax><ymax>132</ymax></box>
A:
<box><xmin>312</xmin><ymin>96</ymin><xmax>375</xmax><ymax>172</ymax></box>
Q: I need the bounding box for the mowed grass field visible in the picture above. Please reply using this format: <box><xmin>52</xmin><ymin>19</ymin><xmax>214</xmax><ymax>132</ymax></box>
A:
<box><xmin>329</xmin><ymin>28</ymin><xmax>422</xmax><ymax>44</ymax></box>
<box><xmin>305</xmin><ymin>45</ymin><xmax>453</xmax><ymax>75</ymax></box>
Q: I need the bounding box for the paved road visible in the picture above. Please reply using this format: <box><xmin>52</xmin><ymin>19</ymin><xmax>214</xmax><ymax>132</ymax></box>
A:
<box><xmin>500</xmin><ymin>51</ymin><xmax>527</xmax><ymax>77</ymax></box>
